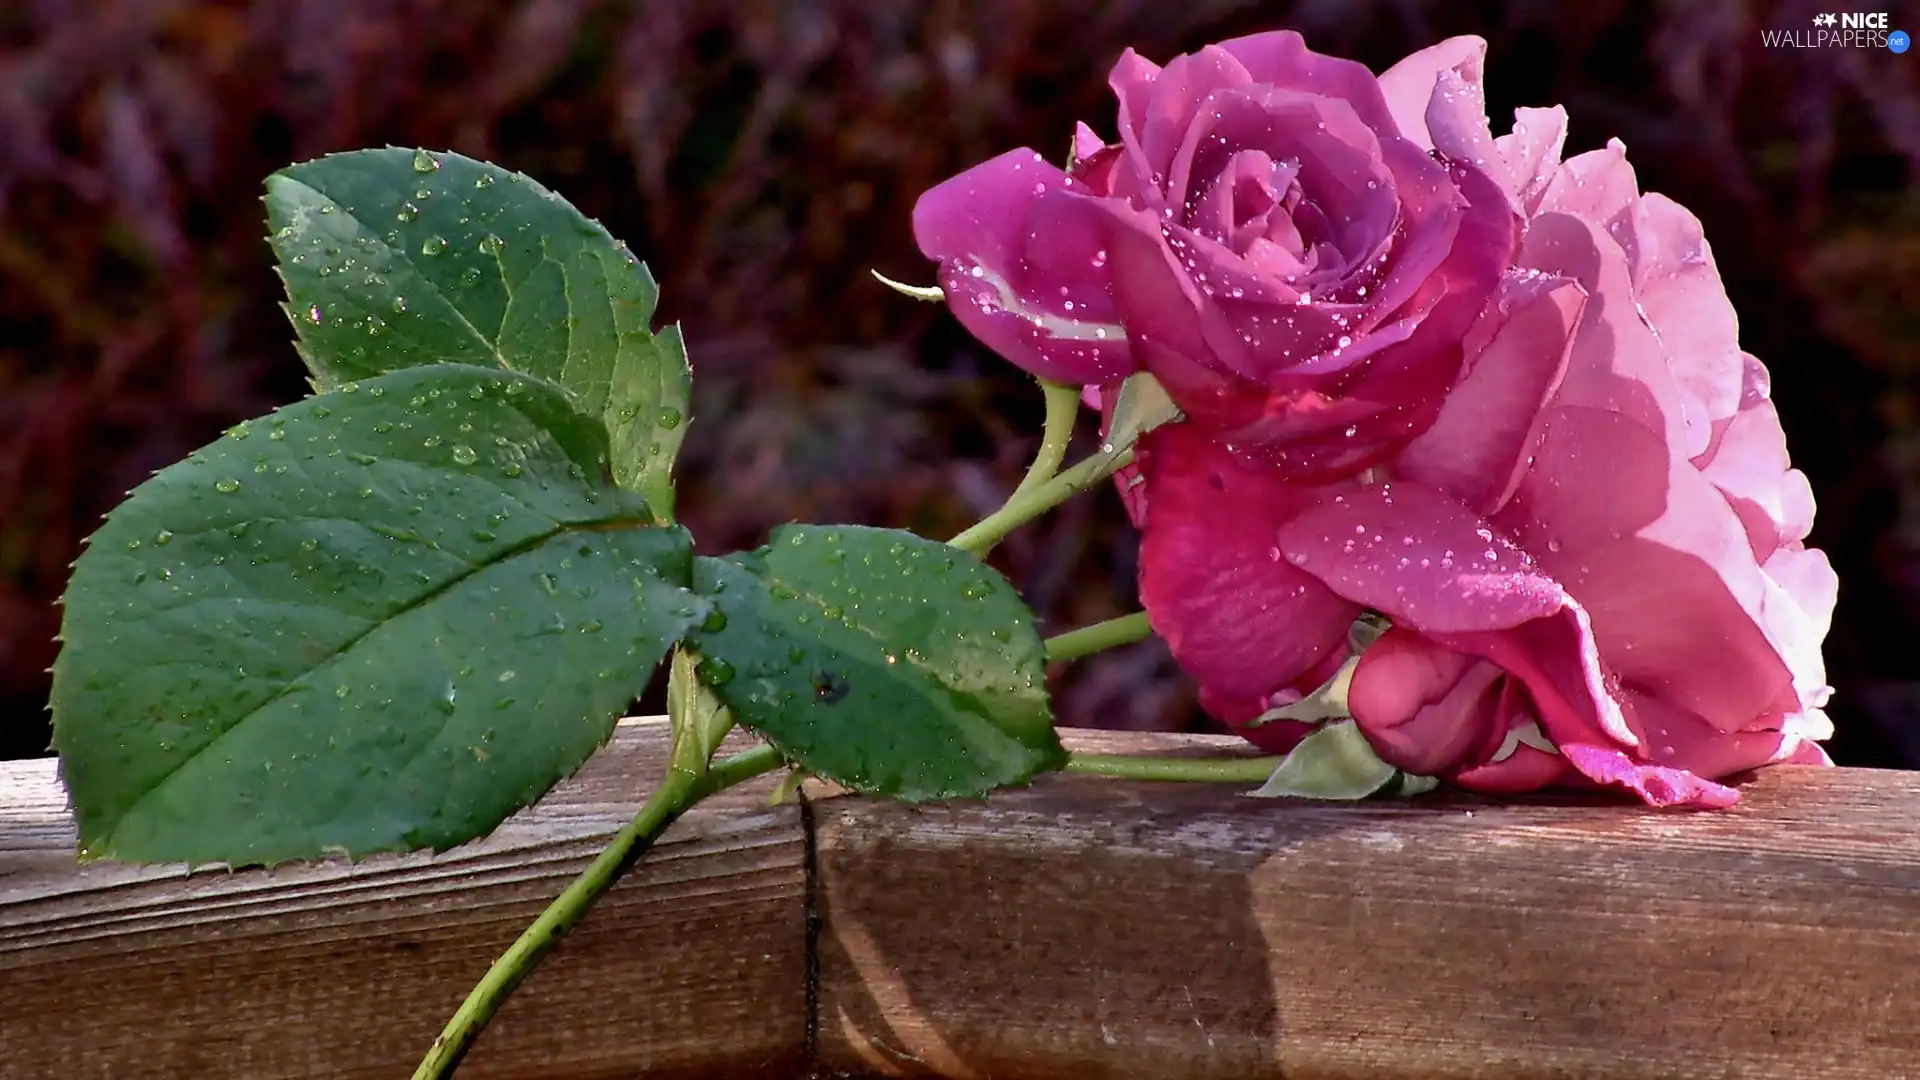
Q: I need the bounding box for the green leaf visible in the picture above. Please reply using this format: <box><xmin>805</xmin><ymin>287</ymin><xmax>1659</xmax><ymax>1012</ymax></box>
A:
<box><xmin>50</xmin><ymin>364</ymin><xmax>706</xmax><ymax>866</ymax></box>
<box><xmin>685</xmin><ymin>525</ymin><xmax>1063</xmax><ymax>800</ymax></box>
<box><xmin>264</xmin><ymin>148</ymin><xmax>689</xmax><ymax>515</ymax></box>
<box><xmin>1096</xmin><ymin>371</ymin><xmax>1182</xmax><ymax>471</ymax></box>
<box><xmin>1248</xmin><ymin>720</ymin><xmax>1401</xmax><ymax>800</ymax></box>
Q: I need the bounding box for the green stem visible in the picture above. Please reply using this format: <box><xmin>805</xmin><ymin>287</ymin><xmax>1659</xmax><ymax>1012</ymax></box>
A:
<box><xmin>410</xmin><ymin>743</ymin><xmax>785</xmax><ymax>1080</ymax></box>
<box><xmin>1063</xmin><ymin>752</ymin><xmax>1282</xmax><ymax>784</ymax></box>
<box><xmin>1044</xmin><ymin>612</ymin><xmax>1154</xmax><ymax>662</ymax></box>
<box><xmin>1009</xmin><ymin>379</ymin><xmax>1083</xmax><ymax>500</ymax></box>
<box><xmin>950</xmin><ymin>446</ymin><xmax>1133</xmax><ymax>558</ymax></box>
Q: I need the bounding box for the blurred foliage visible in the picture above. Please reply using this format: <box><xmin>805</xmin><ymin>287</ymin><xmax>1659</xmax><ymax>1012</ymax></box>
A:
<box><xmin>0</xmin><ymin>0</ymin><xmax>1915</xmax><ymax>764</ymax></box>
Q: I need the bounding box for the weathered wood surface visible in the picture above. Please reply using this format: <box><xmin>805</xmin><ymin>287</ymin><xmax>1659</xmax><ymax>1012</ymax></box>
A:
<box><xmin>7</xmin><ymin>721</ymin><xmax>1920</xmax><ymax>1080</ymax></box>
<box><xmin>0</xmin><ymin>720</ymin><xmax>806</xmax><ymax>1080</ymax></box>
<box><xmin>816</xmin><ymin>738</ymin><xmax>1920</xmax><ymax>1080</ymax></box>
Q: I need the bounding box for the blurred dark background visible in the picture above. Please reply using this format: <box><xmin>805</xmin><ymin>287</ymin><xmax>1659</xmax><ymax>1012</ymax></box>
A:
<box><xmin>0</xmin><ymin>0</ymin><xmax>1915</xmax><ymax>765</ymax></box>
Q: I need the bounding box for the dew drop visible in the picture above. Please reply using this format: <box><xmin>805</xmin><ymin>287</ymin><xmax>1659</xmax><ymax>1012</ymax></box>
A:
<box><xmin>412</xmin><ymin>148</ymin><xmax>439</xmax><ymax>173</ymax></box>
<box><xmin>658</xmin><ymin>407</ymin><xmax>683</xmax><ymax>429</ymax></box>
<box><xmin>214</xmin><ymin>478</ymin><xmax>240</xmax><ymax>494</ymax></box>
<box><xmin>451</xmin><ymin>444</ymin><xmax>478</xmax><ymax>465</ymax></box>
<box><xmin>421</xmin><ymin>235</ymin><xmax>447</xmax><ymax>256</ymax></box>
<box><xmin>153</xmin><ymin>530</ymin><xmax>174</xmax><ymax>547</ymax></box>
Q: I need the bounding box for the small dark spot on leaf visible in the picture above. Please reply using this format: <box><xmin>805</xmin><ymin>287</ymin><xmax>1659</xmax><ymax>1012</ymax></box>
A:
<box><xmin>812</xmin><ymin>669</ymin><xmax>849</xmax><ymax>704</ymax></box>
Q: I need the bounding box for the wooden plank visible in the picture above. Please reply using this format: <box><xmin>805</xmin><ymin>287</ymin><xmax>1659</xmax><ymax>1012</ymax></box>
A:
<box><xmin>813</xmin><ymin>730</ymin><xmax>1920</xmax><ymax>1080</ymax></box>
<box><xmin>12</xmin><ymin>722</ymin><xmax>1920</xmax><ymax>1080</ymax></box>
<box><xmin>0</xmin><ymin>719</ymin><xmax>807</xmax><ymax>1080</ymax></box>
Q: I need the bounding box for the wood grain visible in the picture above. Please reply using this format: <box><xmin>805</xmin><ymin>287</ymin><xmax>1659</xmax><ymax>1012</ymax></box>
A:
<box><xmin>814</xmin><ymin>730</ymin><xmax>1920</xmax><ymax>1080</ymax></box>
<box><xmin>0</xmin><ymin>719</ymin><xmax>807</xmax><ymax>1080</ymax></box>
<box><xmin>10</xmin><ymin>723</ymin><xmax>1920</xmax><ymax>1079</ymax></box>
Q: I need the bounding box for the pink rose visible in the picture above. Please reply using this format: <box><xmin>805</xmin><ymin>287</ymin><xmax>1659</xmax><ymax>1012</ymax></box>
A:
<box><xmin>913</xmin><ymin>31</ymin><xmax>1516</xmax><ymax>479</ymax></box>
<box><xmin>1126</xmin><ymin>38</ymin><xmax>1837</xmax><ymax>808</ymax></box>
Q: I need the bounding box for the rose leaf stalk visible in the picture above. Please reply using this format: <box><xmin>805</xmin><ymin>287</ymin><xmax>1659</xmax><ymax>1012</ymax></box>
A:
<box><xmin>1009</xmin><ymin>378</ymin><xmax>1083</xmax><ymax>500</ymax></box>
<box><xmin>1044</xmin><ymin>611</ymin><xmax>1153</xmax><ymax>662</ymax></box>
<box><xmin>950</xmin><ymin>445</ymin><xmax>1133</xmax><ymax>558</ymax></box>
<box><xmin>411</xmin><ymin>652</ymin><xmax>784</xmax><ymax>1080</ymax></box>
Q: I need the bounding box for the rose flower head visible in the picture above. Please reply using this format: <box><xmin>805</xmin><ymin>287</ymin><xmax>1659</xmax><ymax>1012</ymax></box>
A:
<box><xmin>1119</xmin><ymin>37</ymin><xmax>1836</xmax><ymax>808</ymax></box>
<box><xmin>913</xmin><ymin>31</ymin><xmax>1518</xmax><ymax>478</ymax></box>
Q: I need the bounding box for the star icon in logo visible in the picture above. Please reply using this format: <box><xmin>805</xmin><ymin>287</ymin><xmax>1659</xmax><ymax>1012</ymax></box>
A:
<box><xmin>1813</xmin><ymin>12</ymin><xmax>1838</xmax><ymax>26</ymax></box>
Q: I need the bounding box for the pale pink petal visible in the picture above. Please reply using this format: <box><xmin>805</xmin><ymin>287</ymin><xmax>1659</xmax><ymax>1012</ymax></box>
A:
<box><xmin>1393</xmin><ymin>272</ymin><xmax>1585</xmax><ymax>514</ymax></box>
<box><xmin>1375</xmin><ymin>36</ymin><xmax>1487</xmax><ymax>148</ymax></box>
<box><xmin>1495</xmin><ymin>105</ymin><xmax>1568</xmax><ymax>214</ymax></box>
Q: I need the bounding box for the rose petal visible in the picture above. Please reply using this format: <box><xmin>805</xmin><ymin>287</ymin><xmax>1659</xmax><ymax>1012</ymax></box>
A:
<box><xmin>1495</xmin><ymin>106</ymin><xmax>1568</xmax><ymax>214</ymax></box>
<box><xmin>1393</xmin><ymin>272</ymin><xmax>1585</xmax><ymax>514</ymax></box>
<box><xmin>1072</xmin><ymin>121</ymin><xmax>1106</xmax><ymax>162</ymax></box>
<box><xmin>1137</xmin><ymin>424</ymin><xmax>1361</xmax><ymax>705</ymax></box>
<box><xmin>1273</xmin><ymin>482</ymin><xmax>1641</xmax><ymax>759</ymax></box>
<box><xmin>1495</xmin><ymin>403</ymin><xmax>1804</xmax><ymax>733</ymax></box>
<box><xmin>1427</xmin><ymin>65</ymin><xmax>1504</xmax><ymax>184</ymax></box>
<box><xmin>1348</xmin><ymin>626</ymin><xmax>1505</xmax><ymax>774</ymax></box>
<box><xmin>1120</xmin><ymin>46</ymin><xmax>1254</xmax><ymax>203</ymax></box>
<box><xmin>913</xmin><ymin>150</ymin><xmax>1137</xmax><ymax>384</ymax></box>
<box><xmin>1558</xmin><ymin>744</ymin><xmax>1739</xmax><ymax>809</ymax></box>
<box><xmin>1519</xmin><ymin>211</ymin><xmax>1702</xmax><ymax>456</ymax></box>
<box><xmin>1375</xmin><ymin>36</ymin><xmax>1488</xmax><ymax>148</ymax></box>
<box><xmin>1622</xmin><ymin>192</ymin><xmax>1745</xmax><ymax>434</ymax></box>
<box><xmin>1539</xmin><ymin>139</ymin><xmax>1641</xmax><ymax>233</ymax></box>
<box><xmin>1217</xmin><ymin>30</ymin><xmax>1401</xmax><ymax>135</ymax></box>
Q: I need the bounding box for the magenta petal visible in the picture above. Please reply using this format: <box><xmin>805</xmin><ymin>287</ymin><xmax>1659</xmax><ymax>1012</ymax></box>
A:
<box><xmin>1277</xmin><ymin>482</ymin><xmax>1571</xmax><ymax>635</ymax></box>
<box><xmin>1072</xmin><ymin>122</ymin><xmax>1106</xmax><ymax>162</ymax></box>
<box><xmin>1137</xmin><ymin>425</ymin><xmax>1361</xmax><ymax>705</ymax></box>
<box><xmin>1558</xmin><ymin>744</ymin><xmax>1740</xmax><ymax>809</ymax></box>
<box><xmin>1140</xmin><ymin>47</ymin><xmax>1257</xmax><ymax>199</ymax></box>
<box><xmin>1393</xmin><ymin>273</ymin><xmax>1585</xmax><ymax>514</ymax></box>
<box><xmin>1274</xmin><ymin>481</ymin><xmax>1637</xmax><ymax>744</ymax></box>
<box><xmin>1618</xmin><ymin>687</ymin><xmax>1821</xmax><ymax>780</ymax></box>
<box><xmin>913</xmin><ymin>149</ymin><xmax>1136</xmax><ymax>385</ymax></box>
<box><xmin>1216</xmin><ymin>30</ymin><xmax>1400</xmax><ymax>135</ymax></box>
<box><xmin>1450</xmin><ymin>741</ymin><xmax>1571</xmax><ymax>794</ymax></box>
<box><xmin>1348</xmin><ymin>627</ymin><xmax>1503</xmax><ymax>774</ymax></box>
<box><xmin>1375</xmin><ymin>36</ymin><xmax>1486</xmax><ymax>147</ymax></box>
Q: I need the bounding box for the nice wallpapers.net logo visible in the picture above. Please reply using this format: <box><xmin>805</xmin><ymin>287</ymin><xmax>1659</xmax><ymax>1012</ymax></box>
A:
<box><xmin>1762</xmin><ymin>11</ymin><xmax>1908</xmax><ymax>50</ymax></box>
